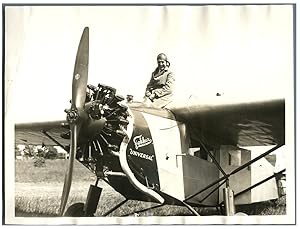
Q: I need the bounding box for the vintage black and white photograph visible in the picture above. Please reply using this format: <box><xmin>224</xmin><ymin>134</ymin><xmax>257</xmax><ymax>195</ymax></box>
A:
<box><xmin>4</xmin><ymin>3</ymin><xmax>296</xmax><ymax>225</ymax></box>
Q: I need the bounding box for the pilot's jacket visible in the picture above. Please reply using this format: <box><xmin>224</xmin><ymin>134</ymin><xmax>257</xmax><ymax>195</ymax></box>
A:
<box><xmin>145</xmin><ymin>68</ymin><xmax>175</xmax><ymax>108</ymax></box>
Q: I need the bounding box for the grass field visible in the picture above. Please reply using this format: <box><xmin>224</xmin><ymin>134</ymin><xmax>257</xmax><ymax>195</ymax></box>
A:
<box><xmin>15</xmin><ymin>159</ymin><xmax>286</xmax><ymax>217</ymax></box>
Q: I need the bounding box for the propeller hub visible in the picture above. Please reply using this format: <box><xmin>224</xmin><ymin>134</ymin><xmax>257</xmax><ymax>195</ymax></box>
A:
<box><xmin>66</xmin><ymin>108</ymin><xmax>79</xmax><ymax>123</ymax></box>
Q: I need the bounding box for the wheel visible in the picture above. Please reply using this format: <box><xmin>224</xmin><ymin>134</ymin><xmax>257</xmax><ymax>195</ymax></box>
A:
<box><xmin>235</xmin><ymin>212</ymin><xmax>248</xmax><ymax>216</ymax></box>
<box><xmin>219</xmin><ymin>205</ymin><xmax>225</xmax><ymax>215</ymax></box>
<box><xmin>64</xmin><ymin>203</ymin><xmax>85</xmax><ymax>217</ymax></box>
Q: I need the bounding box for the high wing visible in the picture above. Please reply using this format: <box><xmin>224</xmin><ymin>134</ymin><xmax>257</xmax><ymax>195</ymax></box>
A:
<box><xmin>15</xmin><ymin>120</ymin><xmax>69</xmax><ymax>146</ymax></box>
<box><xmin>15</xmin><ymin>97</ymin><xmax>285</xmax><ymax>149</ymax></box>
<box><xmin>168</xmin><ymin>97</ymin><xmax>285</xmax><ymax>148</ymax></box>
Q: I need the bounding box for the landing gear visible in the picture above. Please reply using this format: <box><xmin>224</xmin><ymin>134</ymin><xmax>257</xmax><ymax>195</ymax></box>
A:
<box><xmin>64</xmin><ymin>203</ymin><xmax>85</xmax><ymax>217</ymax></box>
<box><xmin>83</xmin><ymin>184</ymin><xmax>102</xmax><ymax>216</ymax></box>
<box><xmin>223</xmin><ymin>187</ymin><xmax>235</xmax><ymax>216</ymax></box>
<box><xmin>64</xmin><ymin>183</ymin><xmax>102</xmax><ymax>217</ymax></box>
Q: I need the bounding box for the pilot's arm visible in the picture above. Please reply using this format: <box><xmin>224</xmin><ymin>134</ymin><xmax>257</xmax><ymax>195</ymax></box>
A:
<box><xmin>152</xmin><ymin>72</ymin><xmax>175</xmax><ymax>98</ymax></box>
<box><xmin>145</xmin><ymin>75</ymin><xmax>155</xmax><ymax>97</ymax></box>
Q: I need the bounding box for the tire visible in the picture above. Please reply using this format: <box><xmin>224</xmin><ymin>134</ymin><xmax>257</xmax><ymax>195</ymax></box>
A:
<box><xmin>235</xmin><ymin>212</ymin><xmax>248</xmax><ymax>216</ymax></box>
<box><xmin>64</xmin><ymin>203</ymin><xmax>85</xmax><ymax>217</ymax></box>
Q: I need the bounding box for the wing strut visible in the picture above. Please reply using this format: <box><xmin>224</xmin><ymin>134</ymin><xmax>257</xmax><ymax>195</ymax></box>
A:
<box><xmin>183</xmin><ymin>144</ymin><xmax>284</xmax><ymax>215</ymax></box>
<box><xmin>197</xmin><ymin>140</ymin><xmax>227</xmax><ymax>178</ymax></box>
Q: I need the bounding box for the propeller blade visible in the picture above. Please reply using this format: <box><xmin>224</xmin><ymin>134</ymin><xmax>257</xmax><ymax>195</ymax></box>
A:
<box><xmin>59</xmin><ymin>27</ymin><xmax>89</xmax><ymax>216</ymax></box>
<box><xmin>72</xmin><ymin>27</ymin><xmax>89</xmax><ymax>110</ymax></box>
<box><xmin>59</xmin><ymin>124</ymin><xmax>79</xmax><ymax>216</ymax></box>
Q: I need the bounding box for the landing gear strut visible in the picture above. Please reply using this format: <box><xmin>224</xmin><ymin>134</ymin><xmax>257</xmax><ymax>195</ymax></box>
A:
<box><xmin>223</xmin><ymin>187</ymin><xmax>235</xmax><ymax>216</ymax></box>
<box><xmin>64</xmin><ymin>181</ymin><xmax>102</xmax><ymax>217</ymax></box>
<box><xmin>83</xmin><ymin>184</ymin><xmax>102</xmax><ymax>216</ymax></box>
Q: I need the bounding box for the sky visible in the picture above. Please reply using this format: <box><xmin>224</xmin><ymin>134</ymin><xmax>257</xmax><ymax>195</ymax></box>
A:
<box><xmin>4</xmin><ymin>5</ymin><xmax>294</xmax><ymax>123</ymax></box>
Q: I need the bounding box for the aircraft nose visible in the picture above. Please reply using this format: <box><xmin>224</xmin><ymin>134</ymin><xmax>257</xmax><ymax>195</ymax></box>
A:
<box><xmin>74</xmin><ymin>84</ymin><xmax>130</xmax><ymax>158</ymax></box>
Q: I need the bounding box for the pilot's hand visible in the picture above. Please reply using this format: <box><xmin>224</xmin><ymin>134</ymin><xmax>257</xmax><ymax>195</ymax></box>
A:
<box><xmin>145</xmin><ymin>91</ymin><xmax>151</xmax><ymax>97</ymax></box>
<box><xmin>149</xmin><ymin>93</ymin><xmax>155</xmax><ymax>100</ymax></box>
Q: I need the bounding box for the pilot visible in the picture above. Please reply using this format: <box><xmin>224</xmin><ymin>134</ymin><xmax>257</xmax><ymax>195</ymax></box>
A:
<box><xmin>144</xmin><ymin>53</ymin><xmax>175</xmax><ymax>108</ymax></box>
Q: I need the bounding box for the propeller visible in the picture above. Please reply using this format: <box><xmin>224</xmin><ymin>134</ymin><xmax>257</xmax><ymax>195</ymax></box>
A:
<box><xmin>59</xmin><ymin>27</ymin><xmax>89</xmax><ymax>216</ymax></box>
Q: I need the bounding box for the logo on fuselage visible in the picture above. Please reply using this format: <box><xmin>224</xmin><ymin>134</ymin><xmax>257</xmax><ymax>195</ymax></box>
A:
<box><xmin>129</xmin><ymin>148</ymin><xmax>154</xmax><ymax>161</ymax></box>
<box><xmin>133</xmin><ymin>134</ymin><xmax>153</xmax><ymax>150</ymax></box>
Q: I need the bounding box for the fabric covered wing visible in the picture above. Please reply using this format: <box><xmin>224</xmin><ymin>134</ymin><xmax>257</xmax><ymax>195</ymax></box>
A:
<box><xmin>169</xmin><ymin>98</ymin><xmax>284</xmax><ymax>148</ymax></box>
<box><xmin>15</xmin><ymin>120</ymin><xmax>70</xmax><ymax>146</ymax></box>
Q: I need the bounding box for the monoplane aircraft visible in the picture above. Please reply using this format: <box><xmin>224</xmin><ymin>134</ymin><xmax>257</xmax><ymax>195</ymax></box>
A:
<box><xmin>15</xmin><ymin>27</ymin><xmax>286</xmax><ymax>217</ymax></box>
